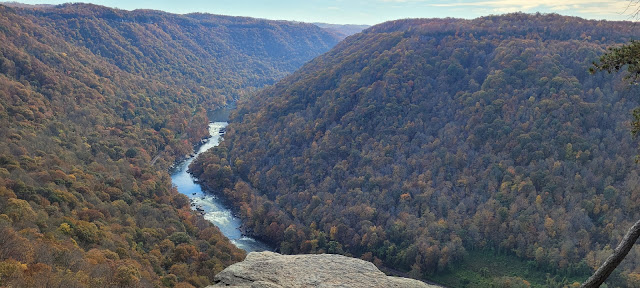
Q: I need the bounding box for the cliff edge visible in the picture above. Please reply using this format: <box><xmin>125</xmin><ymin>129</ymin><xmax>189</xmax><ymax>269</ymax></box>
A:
<box><xmin>208</xmin><ymin>251</ymin><xmax>441</xmax><ymax>288</ymax></box>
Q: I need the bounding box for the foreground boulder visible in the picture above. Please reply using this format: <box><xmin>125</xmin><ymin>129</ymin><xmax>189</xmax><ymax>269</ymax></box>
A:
<box><xmin>209</xmin><ymin>251</ymin><xmax>440</xmax><ymax>288</ymax></box>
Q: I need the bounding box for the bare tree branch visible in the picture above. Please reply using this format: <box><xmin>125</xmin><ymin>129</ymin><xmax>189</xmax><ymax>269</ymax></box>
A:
<box><xmin>581</xmin><ymin>219</ymin><xmax>640</xmax><ymax>288</ymax></box>
<box><xmin>626</xmin><ymin>0</ymin><xmax>640</xmax><ymax>20</ymax></box>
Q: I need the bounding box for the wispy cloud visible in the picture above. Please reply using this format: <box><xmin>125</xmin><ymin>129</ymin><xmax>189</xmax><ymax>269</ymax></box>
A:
<box><xmin>381</xmin><ymin>0</ymin><xmax>639</xmax><ymax>19</ymax></box>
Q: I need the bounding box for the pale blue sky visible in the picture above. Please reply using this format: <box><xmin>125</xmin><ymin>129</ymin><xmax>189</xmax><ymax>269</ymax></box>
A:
<box><xmin>8</xmin><ymin>0</ymin><xmax>639</xmax><ymax>24</ymax></box>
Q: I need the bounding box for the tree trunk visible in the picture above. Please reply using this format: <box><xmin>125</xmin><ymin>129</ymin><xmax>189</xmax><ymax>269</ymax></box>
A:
<box><xmin>581</xmin><ymin>219</ymin><xmax>640</xmax><ymax>288</ymax></box>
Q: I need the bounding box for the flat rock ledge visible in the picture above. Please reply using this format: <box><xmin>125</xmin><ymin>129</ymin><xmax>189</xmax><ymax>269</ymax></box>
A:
<box><xmin>208</xmin><ymin>251</ymin><xmax>441</xmax><ymax>288</ymax></box>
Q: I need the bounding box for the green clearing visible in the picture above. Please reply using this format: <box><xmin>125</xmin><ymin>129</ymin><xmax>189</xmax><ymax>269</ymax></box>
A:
<box><xmin>428</xmin><ymin>250</ymin><xmax>590</xmax><ymax>288</ymax></box>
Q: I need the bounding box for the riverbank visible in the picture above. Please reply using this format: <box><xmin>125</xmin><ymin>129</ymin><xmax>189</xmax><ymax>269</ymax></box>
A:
<box><xmin>170</xmin><ymin>120</ymin><xmax>271</xmax><ymax>253</ymax></box>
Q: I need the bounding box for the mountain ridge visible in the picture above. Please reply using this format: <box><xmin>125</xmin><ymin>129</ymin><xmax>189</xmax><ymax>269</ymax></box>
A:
<box><xmin>0</xmin><ymin>3</ymin><xmax>338</xmax><ymax>287</ymax></box>
<box><xmin>313</xmin><ymin>22</ymin><xmax>370</xmax><ymax>39</ymax></box>
<box><xmin>191</xmin><ymin>13</ymin><xmax>640</xmax><ymax>287</ymax></box>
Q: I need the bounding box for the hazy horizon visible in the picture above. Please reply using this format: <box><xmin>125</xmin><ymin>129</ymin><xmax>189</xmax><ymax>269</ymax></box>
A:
<box><xmin>3</xmin><ymin>0</ymin><xmax>639</xmax><ymax>25</ymax></box>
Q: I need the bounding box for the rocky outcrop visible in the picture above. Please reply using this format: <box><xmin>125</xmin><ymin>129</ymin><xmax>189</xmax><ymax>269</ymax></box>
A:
<box><xmin>209</xmin><ymin>251</ymin><xmax>441</xmax><ymax>288</ymax></box>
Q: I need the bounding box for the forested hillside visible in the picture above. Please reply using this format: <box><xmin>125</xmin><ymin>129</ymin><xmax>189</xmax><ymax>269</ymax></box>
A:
<box><xmin>191</xmin><ymin>13</ymin><xmax>640</xmax><ymax>286</ymax></box>
<box><xmin>0</xmin><ymin>3</ymin><xmax>338</xmax><ymax>287</ymax></box>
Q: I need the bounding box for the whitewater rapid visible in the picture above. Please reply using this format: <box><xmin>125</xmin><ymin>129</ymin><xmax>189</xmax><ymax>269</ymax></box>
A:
<box><xmin>170</xmin><ymin>121</ymin><xmax>271</xmax><ymax>252</ymax></box>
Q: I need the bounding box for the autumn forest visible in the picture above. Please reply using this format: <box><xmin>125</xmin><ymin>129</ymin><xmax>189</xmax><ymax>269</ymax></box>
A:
<box><xmin>0</xmin><ymin>3</ymin><xmax>337</xmax><ymax>287</ymax></box>
<box><xmin>2</xmin><ymin>2</ymin><xmax>640</xmax><ymax>288</ymax></box>
<box><xmin>191</xmin><ymin>14</ymin><xmax>640</xmax><ymax>287</ymax></box>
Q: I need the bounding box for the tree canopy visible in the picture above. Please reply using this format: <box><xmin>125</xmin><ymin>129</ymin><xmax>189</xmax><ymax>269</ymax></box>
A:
<box><xmin>192</xmin><ymin>13</ymin><xmax>640</xmax><ymax>287</ymax></box>
<box><xmin>0</xmin><ymin>3</ymin><xmax>338</xmax><ymax>287</ymax></box>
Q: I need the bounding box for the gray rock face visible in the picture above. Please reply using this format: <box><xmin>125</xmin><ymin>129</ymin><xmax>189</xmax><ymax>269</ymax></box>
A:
<box><xmin>209</xmin><ymin>251</ymin><xmax>441</xmax><ymax>288</ymax></box>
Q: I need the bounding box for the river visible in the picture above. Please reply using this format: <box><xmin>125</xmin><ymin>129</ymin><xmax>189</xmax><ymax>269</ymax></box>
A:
<box><xmin>170</xmin><ymin>108</ymin><xmax>271</xmax><ymax>252</ymax></box>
